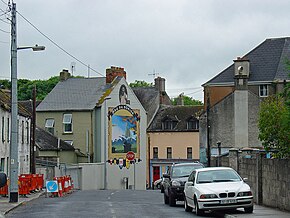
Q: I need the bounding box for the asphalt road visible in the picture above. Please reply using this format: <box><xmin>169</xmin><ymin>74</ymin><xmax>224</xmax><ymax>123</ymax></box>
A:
<box><xmin>5</xmin><ymin>190</ymin><xmax>290</xmax><ymax>218</ymax></box>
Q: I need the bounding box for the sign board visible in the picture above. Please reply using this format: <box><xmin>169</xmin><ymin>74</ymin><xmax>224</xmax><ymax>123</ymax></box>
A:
<box><xmin>46</xmin><ymin>181</ymin><xmax>58</xmax><ymax>193</ymax></box>
<box><xmin>126</xmin><ymin>151</ymin><xmax>135</xmax><ymax>161</ymax></box>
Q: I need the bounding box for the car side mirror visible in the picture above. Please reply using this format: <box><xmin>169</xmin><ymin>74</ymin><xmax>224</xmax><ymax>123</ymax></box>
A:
<box><xmin>186</xmin><ymin>181</ymin><xmax>194</xmax><ymax>186</ymax></box>
<box><xmin>0</xmin><ymin>172</ymin><xmax>7</xmax><ymax>188</ymax></box>
<box><xmin>163</xmin><ymin>173</ymin><xmax>170</xmax><ymax>179</ymax></box>
<box><xmin>243</xmin><ymin>177</ymin><xmax>248</xmax><ymax>182</ymax></box>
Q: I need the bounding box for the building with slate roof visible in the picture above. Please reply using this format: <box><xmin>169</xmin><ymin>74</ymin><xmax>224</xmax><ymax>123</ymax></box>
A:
<box><xmin>132</xmin><ymin>76</ymin><xmax>172</xmax><ymax>127</ymax></box>
<box><xmin>36</xmin><ymin>67</ymin><xmax>147</xmax><ymax>190</ymax></box>
<box><xmin>147</xmin><ymin>102</ymin><xmax>203</xmax><ymax>187</ymax></box>
<box><xmin>202</xmin><ymin>37</ymin><xmax>290</xmax><ymax>108</ymax></box>
<box><xmin>35</xmin><ymin>126</ymin><xmax>77</xmax><ymax>170</ymax></box>
<box><xmin>0</xmin><ymin>89</ymin><xmax>31</xmax><ymax>175</ymax></box>
<box><xmin>199</xmin><ymin>37</ymin><xmax>290</xmax><ymax>165</ymax></box>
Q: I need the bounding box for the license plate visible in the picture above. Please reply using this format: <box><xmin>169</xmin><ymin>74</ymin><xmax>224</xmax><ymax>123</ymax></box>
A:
<box><xmin>220</xmin><ymin>199</ymin><xmax>237</xmax><ymax>204</ymax></box>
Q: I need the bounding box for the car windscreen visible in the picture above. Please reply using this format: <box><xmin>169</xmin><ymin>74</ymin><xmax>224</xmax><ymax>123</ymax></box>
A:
<box><xmin>171</xmin><ymin>165</ymin><xmax>203</xmax><ymax>178</ymax></box>
<box><xmin>196</xmin><ymin>169</ymin><xmax>242</xmax><ymax>184</ymax></box>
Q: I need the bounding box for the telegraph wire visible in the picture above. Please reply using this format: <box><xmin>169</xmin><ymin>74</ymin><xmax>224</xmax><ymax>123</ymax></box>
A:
<box><xmin>16</xmin><ymin>10</ymin><xmax>105</xmax><ymax>77</ymax></box>
<box><xmin>0</xmin><ymin>16</ymin><xmax>10</xmax><ymax>24</ymax></box>
<box><xmin>0</xmin><ymin>28</ymin><xmax>9</xmax><ymax>33</ymax></box>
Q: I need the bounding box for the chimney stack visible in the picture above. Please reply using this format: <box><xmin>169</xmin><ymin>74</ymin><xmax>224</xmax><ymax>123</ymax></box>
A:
<box><xmin>59</xmin><ymin>69</ymin><xmax>71</xmax><ymax>81</ymax></box>
<box><xmin>233</xmin><ymin>57</ymin><xmax>250</xmax><ymax>90</ymax></box>
<box><xmin>106</xmin><ymin>66</ymin><xmax>126</xmax><ymax>83</ymax></box>
<box><xmin>154</xmin><ymin>77</ymin><xmax>165</xmax><ymax>92</ymax></box>
<box><xmin>176</xmin><ymin>93</ymin><xmax>184</xmax><ymax>106</ymax></box>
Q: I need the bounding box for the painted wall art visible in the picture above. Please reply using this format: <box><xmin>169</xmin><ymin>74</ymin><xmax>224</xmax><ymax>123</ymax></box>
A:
<box><xmin>108</xmin><ymin>105</ymin><xmax>140</xmax><ymax>159</ymax></box>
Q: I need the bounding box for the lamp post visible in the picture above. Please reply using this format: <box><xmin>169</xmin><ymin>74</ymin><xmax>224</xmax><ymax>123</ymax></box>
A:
<box><xmin>103</xmin><ymin>96</ymin><xmax>111</xmax><ymax>190</ymax></box>
<box><xmin>9</xmin><ymin>2</ymin><xmax>45</xmax><ymax>203</ymax></box>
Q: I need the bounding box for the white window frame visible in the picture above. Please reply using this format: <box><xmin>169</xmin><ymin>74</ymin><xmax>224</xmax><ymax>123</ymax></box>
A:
<box><xmin>63</xmin><ymin>114</ymin><xmax>73</xmax><ymax>133</ymax></box>
<box><xmin>259</xmin><ymin>85</ymin><xmax>268</xmax><ymax>97</ymax></box>
<box><xmin>45</xmin><ymin>118</ymin><xmax>55</xmax><ymax>128</ymax></box>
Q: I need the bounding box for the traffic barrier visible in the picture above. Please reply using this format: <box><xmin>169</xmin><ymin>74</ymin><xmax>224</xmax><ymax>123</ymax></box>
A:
<box><xmin>49</xmin><ymin>175</ymin><xmax>74</xmax><ymax>197</ymax></box>
<box><xmin>18</xmin><ymin>175</ymin><xmax>30</xmax><ymax>196</ymax></box>
<box><xmin>37</xmin><ymin>174</ymin><xmax>44</xmax><ymax>190</ymax></box>
<box><xmin>31</xmin><ymin>174</ymin><xmax>38</xmax><ymax>192</ymax></box>
<box><xmin>64</xmin><ymin>176</ymin><xmax>69</xmax><ymax>193</ymax></box>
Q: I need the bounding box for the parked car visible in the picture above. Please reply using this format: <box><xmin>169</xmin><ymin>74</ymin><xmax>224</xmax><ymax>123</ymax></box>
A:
<box><xmin>163</xmin><ymin>162</ymin><xmax>204</xmax><ymax>206</ymax></box>
<box><xmin>184</xmin><ymin>167</ymin><xmax>254</xmax><ymax>216</ymax></box>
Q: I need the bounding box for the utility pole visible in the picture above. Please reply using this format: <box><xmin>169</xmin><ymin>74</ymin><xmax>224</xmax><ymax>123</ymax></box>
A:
<box><xmin>9</xmin><ymin>2</ymin><xmax>19</xmax><ymax>202</ymax></box>
<box><xmin>30</xmin><ymin>85</ymin><xmax>36</xmax><ymax>174</ymax></box>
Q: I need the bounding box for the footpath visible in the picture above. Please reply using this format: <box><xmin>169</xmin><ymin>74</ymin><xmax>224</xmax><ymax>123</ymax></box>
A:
<box><xmin>0</xmin><ymin>191</ymin><xmax>44</xmax><ymax>217</ymax></box>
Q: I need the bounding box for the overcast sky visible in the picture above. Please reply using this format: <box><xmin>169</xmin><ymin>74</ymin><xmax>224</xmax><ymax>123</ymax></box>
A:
<box><xmin>1</xmin><ymin>0</ymin><xmax>290</xmax><ymax>101</ymax></box>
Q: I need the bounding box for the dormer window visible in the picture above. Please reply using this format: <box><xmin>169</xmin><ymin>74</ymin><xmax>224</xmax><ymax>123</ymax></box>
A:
<box><xmin>162</xmin><ymin>116</ymin><xmax>178</xmax><ymax>130</ymax></box>
<box><xmin>187</xmin><ymin>116</ymin><xmax>199</xmax><ymax>130</ymax></box>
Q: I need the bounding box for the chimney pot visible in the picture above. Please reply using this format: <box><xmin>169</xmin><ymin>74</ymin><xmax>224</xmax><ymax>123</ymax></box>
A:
<box><xmin>106</xmin><ymin>66</ymin><xmax>126</xmax><ymax>83</ymax></box>
<box><xmin>59</xmin><ymin>69</ymin><xmax>71</xmax><ymax>81</ymax></box>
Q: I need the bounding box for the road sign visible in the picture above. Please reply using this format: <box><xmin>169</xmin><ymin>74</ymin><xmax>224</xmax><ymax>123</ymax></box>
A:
<box><xmin>126</xmin><ymin>151</ymin><xmax>135</xmax><ymax>161</ymax></box>
<box><xmin>46</xmin><ymin>181</ymin><xmax>58</xmax><ymax>193</ymax></box>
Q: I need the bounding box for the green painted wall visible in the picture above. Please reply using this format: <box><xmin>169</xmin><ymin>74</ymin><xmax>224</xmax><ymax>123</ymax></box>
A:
<box><xmin>36</xmin><ymin>111</ymin><xmax>93</xmax><ymax>160</ymax></box>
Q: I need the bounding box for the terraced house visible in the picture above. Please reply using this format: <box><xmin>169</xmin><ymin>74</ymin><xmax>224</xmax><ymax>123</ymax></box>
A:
<box><xmin>0</xmin><ymin>90</ymin><xmax>31</xmax><ymax>175</ymax></box>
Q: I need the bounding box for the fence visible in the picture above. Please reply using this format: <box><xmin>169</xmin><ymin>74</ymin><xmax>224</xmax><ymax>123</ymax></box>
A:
<box><xmin>211</xmin><ymin>148</ymin><xmax>290</xmax><ymax>211</ymax></box>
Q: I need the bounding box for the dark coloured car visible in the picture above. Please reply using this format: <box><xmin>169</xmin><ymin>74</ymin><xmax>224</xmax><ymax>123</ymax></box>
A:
<box><xmin>163</xmin><ymin>162</ymin><xmax>204</xmax><ymax>206</ymax></box>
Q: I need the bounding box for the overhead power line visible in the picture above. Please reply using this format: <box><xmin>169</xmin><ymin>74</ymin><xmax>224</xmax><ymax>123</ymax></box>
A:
<box><xmin>16</xmin><ymin>10</ymin><xmax>104</xmax><ymax>77</ymax></box>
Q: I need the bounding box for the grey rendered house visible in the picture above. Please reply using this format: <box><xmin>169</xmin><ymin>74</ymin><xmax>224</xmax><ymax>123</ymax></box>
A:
<box><xmin>199</xmin><ymin>37</ymin><xmax>290</xmax><ymax>163</ymax></box>
<box><xmin>36</xmin><ymin>67</ymin><xmax>147</xmax><ymax>190</ymax></box>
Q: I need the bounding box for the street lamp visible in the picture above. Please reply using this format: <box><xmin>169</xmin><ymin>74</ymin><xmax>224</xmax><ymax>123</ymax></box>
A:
<box><xmin>103</xmin><ymin>96</ymin><xmax>111</xmax><ymax>190</ymax></box>
<box><xmin>9</xmin><ymin>2</ymin><xmax>45</xmax><ymax>203</ymax></box>
<box><xmin>17</xmin><ymin>44</ymin><xmax>45</xmax><ymax>51</ymax></box>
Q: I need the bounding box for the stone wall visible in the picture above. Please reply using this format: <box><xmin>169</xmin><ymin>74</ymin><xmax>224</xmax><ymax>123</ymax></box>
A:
<box><xmin>211</xmin><ymin>149</ymin><xmax>290</xmax><ymax>211</ymax></box>
<box><xmin>261</xmin><ymin>159</ymin><xmax>290</xmax><ymax>211</ymax></box>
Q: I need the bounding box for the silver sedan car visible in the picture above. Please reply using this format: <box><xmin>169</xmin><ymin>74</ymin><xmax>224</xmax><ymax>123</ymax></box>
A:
<box><xmin>184</xmin><ymin>167</ymin><xmax>254</xmax><ymax>216</ymax></box>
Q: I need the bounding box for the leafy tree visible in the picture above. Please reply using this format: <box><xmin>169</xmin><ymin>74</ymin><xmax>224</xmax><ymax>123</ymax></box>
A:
<box><xmin>258</xmin><ymin>95</ymin><xmax>290</xmax><ymax>158</ymax></box>
<box><xmin>0</xmin><ymin>76</ymin><xmax>60</xmax><ymax>100</ymax></box>
<box><xmin>0</xmin><ymin>80</ymin><xmax>11</xmax><ymax>89</ymax></box>
<box><xmin>129</xmin><ymin>80</ymin><xmax>153</xmax><ymax>88</ymax></box>
<box><xmin>171</xmin><ymin>95</ymin><xmax>203</xmax><ymax>106</ymax></box>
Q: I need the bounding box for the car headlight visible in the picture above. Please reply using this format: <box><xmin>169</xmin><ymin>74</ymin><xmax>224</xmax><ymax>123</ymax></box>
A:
<box><xmin>172</xmin><ymin>180</ymin><xmax>181</xmax><ymax>187</ymax></box>
<box><xmin>200</xmin><ymin>194</ymin><xmax>218</xmax><ymax>199</ymax></box>
<box><xmin>237</xmin><ymin>191</ymin><xmax>252</xmax><ymax>197</ymax></box>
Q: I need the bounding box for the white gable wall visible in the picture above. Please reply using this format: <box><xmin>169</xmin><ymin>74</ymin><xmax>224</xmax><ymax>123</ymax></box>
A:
<box><xmin>101</xmin><ymin>77</ymin><xmax>147</xmax><ymax>190</ymax></box>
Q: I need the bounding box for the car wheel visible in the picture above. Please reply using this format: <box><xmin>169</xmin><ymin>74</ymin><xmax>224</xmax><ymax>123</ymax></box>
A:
<box><xmin>194</xmin><ymin>197</ymin><xmax>204</xmax><ymax>216</ymax></box>
<box><xmin>168</xmin><ymin>191</ymin><xmax>176</xmax><ymax>207</ymax></box>
<box><xmin>244</xmin><ymin>206</ymin><xmax>254</xmax><ymax>213</ymax></box>
<box><xmin>184</xmin><ymin>197</ymin><xmax>193</xmax><ymax>212</ymax></box>
<box><xmin>160</xmin><ymin>185</ymin><xmax>164</xmax><ymax>193</ymax></box>
<box><xmin>164</xmin><ymin>193</ymin><xmax>169</xmax><ymax>204</ymax></box>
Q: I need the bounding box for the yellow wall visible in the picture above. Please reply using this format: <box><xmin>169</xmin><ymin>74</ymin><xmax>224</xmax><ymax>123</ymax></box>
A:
<box><xmin>36</xmin><ymin>111</ymin><xmax>93</xmax><ymax>157</ymax></box>
<box><xmin>148</xmin><ymin>132</ymin><xmax>200</xmax><ymax>159</ymax></box>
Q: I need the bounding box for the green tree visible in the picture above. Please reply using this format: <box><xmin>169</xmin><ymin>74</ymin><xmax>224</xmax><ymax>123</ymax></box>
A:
<box><xmin>171</xmin><ymin>95</ymin><xmax>203</xmax><ymax>106</ymax></box>
<box><xmin>0</xmin><ymin>76</ymin><xmax>60</xmax><ymax>100</ymax></box>
<box><xmin>258</xmin><ymin>94</ymin><xmax>290</xmax><ymax>158</ymax></box>
<box><xmin>129</xmin><ymin>80</ymin><xmax>153</xmax><ymax>88</ymax></box>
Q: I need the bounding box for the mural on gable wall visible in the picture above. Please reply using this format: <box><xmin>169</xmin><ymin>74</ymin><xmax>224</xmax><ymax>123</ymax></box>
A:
<box><xmin>108</xmin><ymin>105</ymin><xmax>140</xmax><ymax>159</ymax></box>
<box><xmin>108</xmin><ymin>84</ymin><xmax>140</xmax><ymax>160</ymax></box>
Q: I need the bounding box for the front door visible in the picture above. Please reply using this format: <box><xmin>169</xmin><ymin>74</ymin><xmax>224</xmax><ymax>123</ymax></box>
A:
<box><xmin>153</xmin><ymin>166</ymin><xmax>160</xmax><ymax>183</ymax></box>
